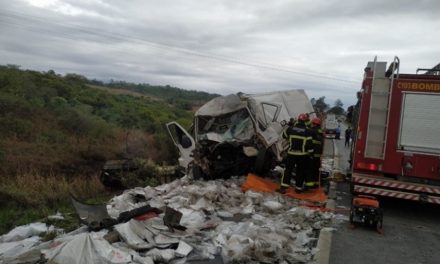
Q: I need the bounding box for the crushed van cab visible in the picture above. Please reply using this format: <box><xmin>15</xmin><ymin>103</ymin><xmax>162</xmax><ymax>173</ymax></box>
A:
<box><xmin>166</xmin><ymin>90</ymin><xmax>315</xmax><ymax>179</ymax></box>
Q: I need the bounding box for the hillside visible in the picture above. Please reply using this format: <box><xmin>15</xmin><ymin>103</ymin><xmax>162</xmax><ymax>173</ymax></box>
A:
<box><xmin>0</xmin><ymin>65</ymin><xmax>219</xmax><ymax>173</ymax></box>
<box><xmin>89</xmin><ymin>80</ymin><xmax>218</xmax><ymax>111</ymax></box>
<box><xmin>0</xmin><ymin>65</ymin><xmax>217</xmax><ymax>233</ymax></box>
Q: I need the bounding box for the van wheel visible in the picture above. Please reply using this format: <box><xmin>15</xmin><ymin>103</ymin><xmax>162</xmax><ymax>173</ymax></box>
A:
<box><xmin>192</xmin><ymin>164</ymin><xmax>205</xmax><ymax>180</ymax></box>
<box><xmin>255</xmin><ymin>149</ymin><xmax>272</xmax><ymax>176</ymax></box>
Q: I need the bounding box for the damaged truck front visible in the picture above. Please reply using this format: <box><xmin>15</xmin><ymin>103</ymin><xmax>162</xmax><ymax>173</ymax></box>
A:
<box><xmin>166</xmin><ymin>90</ymin><xmax>315</xmax><ymax>179</ymax></box>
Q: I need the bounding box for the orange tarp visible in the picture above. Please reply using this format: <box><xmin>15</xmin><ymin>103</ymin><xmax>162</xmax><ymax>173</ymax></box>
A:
<box><xmin>241</xmin><ymin>173</ymin><xmax>327</xmax><ymax>205</ymax></box>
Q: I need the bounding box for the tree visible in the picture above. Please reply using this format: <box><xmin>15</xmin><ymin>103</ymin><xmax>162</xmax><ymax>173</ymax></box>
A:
<box><xmin>311</xmin><ymin>96</ymin><xmax>329</xmax><ymax>114</ymax></box>
<box><xmin>327</xmin><ymin>99</ymin><xmax>345</xmax><ymax>115</ymax></box>
<box><xmin>6</xmin><ymin>64</ymin><xmax>20</xmax><ymax>69</ymax></box>
<box><xmin>335</xmin><ymin>99</ymin><xmax>343</xmax><ymax>108</ymax></box>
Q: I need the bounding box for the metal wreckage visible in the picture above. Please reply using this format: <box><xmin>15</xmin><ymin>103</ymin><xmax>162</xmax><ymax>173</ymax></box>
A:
<box><xmin>166</xmin><ymin>89</ymin><xmax>316</xmax><ymax>180</ymax></box>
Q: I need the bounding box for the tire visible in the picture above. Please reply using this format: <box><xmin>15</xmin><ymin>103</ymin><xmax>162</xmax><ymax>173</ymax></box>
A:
<box><xmin>192</xmin><ymin>164</ymin><xmax>204</xmax><ymax>180</ymax></box>
<box><xmin>350</xmin><ymin>180</ymin><xmax>355</xmax><ymax>194</ymax></box>
<box><xmin>377</xmin><ymin>219</ymin><xmax>383</xmax><ymax>229</ymax></box>
<box><xmin>254</xmin><ymin>148</ymin><xmax>272</xmax><ymax>176</ymax></box>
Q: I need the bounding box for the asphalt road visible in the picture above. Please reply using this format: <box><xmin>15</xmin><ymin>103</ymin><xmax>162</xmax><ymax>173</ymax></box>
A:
<box><xmin>329</xmin><ymin>135</ymin><xmax>440</xmax><ymax>264</ymax></box>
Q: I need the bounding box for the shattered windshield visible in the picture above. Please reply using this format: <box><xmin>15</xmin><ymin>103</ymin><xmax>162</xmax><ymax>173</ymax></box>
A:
<box><xmin>196</xmin><ymin>108</ymin><xmax>254</xmax><ymax>142</ymax></box>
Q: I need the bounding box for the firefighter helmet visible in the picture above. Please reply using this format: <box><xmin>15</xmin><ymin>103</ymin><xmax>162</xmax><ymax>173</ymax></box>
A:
<box><xmin>312</xmin><ymin>117</ymin><xmax>321</xmax><ymax>126</ymax></box>
<box><xmin>297</xmin><ymin>113</ymin><xmax>308</xmax><ymax>121</ymax></box>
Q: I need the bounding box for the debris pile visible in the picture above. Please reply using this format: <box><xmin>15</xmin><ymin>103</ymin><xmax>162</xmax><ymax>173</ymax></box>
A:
<box><xmin>0</xmin><ymin>176</ymin><xmax>344</xmax><ymax>263</ymax></box>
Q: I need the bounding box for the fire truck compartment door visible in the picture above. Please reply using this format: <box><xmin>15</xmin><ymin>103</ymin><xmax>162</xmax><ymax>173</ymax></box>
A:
<box><xmin>399</xmin><ymin>93</ymin><xmax>440</xmax><ymax>154</ymax></box>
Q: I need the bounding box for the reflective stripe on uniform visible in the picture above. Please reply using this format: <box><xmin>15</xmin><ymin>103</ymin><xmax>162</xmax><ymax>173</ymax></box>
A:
<box><xmin>280</xmin><ymin>171</ymin><xmax>290</xmax><ymax>187</ymax></box>
<box><xmin>287</xmin><ymin>135</ymin><xmax>313</xmax><ymax>156</ymax></box>
<box><xmin>305</xmin><ymin>181</ymin><xmax>319</xmax><ymax>187</ymax></box>
<box><xmin>288</xmin><ymin>151</ymin><xmax>309</xmax><ymax>155</ymax></box>
<box><xmin>306</xmin><ymin>136</ymin><xmax>313</xmax><ymax>153</ymax></box>
<box><xmin>289</xmin><ymin>135</ymin><xmax>307</xmax><ymax>154</ymax></box>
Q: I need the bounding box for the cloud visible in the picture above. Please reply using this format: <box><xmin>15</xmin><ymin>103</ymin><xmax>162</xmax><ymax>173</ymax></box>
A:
<box><xmin>1</xmin><ymin>0</ymin><xmax>439</xmax><ymax>107</ymax></box>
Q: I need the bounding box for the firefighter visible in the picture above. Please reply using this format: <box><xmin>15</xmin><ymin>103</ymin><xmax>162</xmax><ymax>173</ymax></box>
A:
<box><xmin>345</xmin><ymin>126</ymin><xmax>352</xmax><ymax>147</ymax></box>
<box><xmin>305</xmin><ymin>117</ymin><xmax>323</xmax><ymax>189</ymax></box>
<box><xmin>304</xmin><ymin>113</ymin><xmax>311</xmax><ymax>127</ymax></box>
<box><xmin>293</xmin><ymin>113</ymin><xmax>311</xmax><ymax>127</ymax></box>
<box><xmin>278</xmin><ymin>113</ymin><xmax>314</xmax><ymax>193</ymax></box>
<box><xmin>288</xmin><ymin>117</ymin><xmax>296</xmax><ymax>126</ymax></box>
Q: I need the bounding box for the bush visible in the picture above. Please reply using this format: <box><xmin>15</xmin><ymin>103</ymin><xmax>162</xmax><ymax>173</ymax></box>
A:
<box><xmin>0</xmin><ymin>116</ymin><xmax>34</xmax><ymax>140</ymax></box>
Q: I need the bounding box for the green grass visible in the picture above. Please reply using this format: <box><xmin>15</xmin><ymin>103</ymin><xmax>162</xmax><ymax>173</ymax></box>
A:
<box><xmin>0</xmin><ymin>173</ymin><xmax>112</xmax><ymax>235</ymax></box>
<box><xmin>0</xmin><ymin>205</ymin><xmax>44</xmax><ymax>235</ymax></box>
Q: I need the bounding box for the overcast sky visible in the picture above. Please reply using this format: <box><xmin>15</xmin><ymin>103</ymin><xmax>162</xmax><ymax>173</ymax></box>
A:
<box><xmin>1</xmin><ymin>0</ymin><xmax>439</xmax><ymax>106</ymax></box>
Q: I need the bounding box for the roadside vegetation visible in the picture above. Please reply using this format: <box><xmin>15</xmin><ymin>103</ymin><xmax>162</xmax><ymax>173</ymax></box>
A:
<box><xmin>0</xmin><ymin>65</ymin><xmax>216</xmax><ymax>234</ymax></box>
<box><xmin>310</xmin><ymin>96</ymin><xmax>346</xmax><ymax>116</ymax></box>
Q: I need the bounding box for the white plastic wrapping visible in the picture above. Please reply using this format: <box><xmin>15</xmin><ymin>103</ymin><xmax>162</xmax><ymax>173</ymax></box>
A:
<box><xmin>0</xmin><ymin>223</ymin><xmax>50</xmax><ymax>242</ymax></box>
<box><xmin>42</xmin><ymin>232</ymin><xmax>132</xmax><ymax>264</ymax></box>
<box><xmin>2</xmin><ymin>176</ymin><xmax>345</xmax><ymax>263</ymax></box>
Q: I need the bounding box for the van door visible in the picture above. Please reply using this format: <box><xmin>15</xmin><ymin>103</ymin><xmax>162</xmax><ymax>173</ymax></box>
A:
<box><xmin>257</xmin><ymin>102</ymin><xmax>282</xmax><ymax>145</ymax></box>
<box><xmin>166</xmin><ymin>122</ymin><xmax>195</xmax><ymax>170</ymax></box>
<box><xmin>261</xmin><ymin>102</ymin><xmax>281</xmax><ymax>125</ymax></box>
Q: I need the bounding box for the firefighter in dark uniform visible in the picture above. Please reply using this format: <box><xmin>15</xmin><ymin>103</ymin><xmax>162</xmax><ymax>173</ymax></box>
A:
<box><xmin>278</xmin><ymin>113</ymin><xmax>314</xmax><ymax>193</ymax></box>
<box><xmin>305</xmin><ymin>117</ymin><xmax>323</xmax><ymax>189</ymax></box>
<box><xmin>304</xmin><ymin>113</ymin><xmax>311</xmax><ymax>128</ymax></box>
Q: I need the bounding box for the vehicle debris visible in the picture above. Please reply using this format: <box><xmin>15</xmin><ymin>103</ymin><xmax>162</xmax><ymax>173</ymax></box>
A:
<box><xmin>166</xmin><ymin>90</ymin><xmax>315</xmax><ymax>179</ymax></box>
<box><xmin>100</xmin><ymin>159</ymin><xmax>139</xmax><ymax>189</ymax></box>
<box><xmin>48</xmin><ymin>212</ymin><xmax>65</xmax><ymax>221</ymax></box>
<box><xmin>71</xmin><ymin>194</ymin><xmax>162</xmax><ymax>231</ymax></box>
<box><xmin>100</xmin><ymin>159</ymin><xmax>179</xmax><ymax>189</ymax></box>
<box><xmin>1</xmin><ymin>176</ymin><xmax>346</xmax><ymax>263</ymax></box>
<box><xmin>0</xmin><ymin>223</ymin><xmax>57</xmax><ymax>264</ymax></box>
<box><xmin>0</xmin><ymin>223</ymin><xmax>51</xmax><ymax>243</ymax></box>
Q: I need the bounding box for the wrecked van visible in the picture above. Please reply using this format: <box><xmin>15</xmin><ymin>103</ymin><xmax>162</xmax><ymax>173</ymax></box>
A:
<box><xmin>166</xmin><ymin>90</ymin><xmax>315</xmax><ymax>179</ymax></box>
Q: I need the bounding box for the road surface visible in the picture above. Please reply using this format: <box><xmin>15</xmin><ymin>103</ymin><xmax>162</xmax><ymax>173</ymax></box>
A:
<box><xmin>329</xmin><ymin>131</ymin><xmax>440</xmax><ymax>264</ymax></box>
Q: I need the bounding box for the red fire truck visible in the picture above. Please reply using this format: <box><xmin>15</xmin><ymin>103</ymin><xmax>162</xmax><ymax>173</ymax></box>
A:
<box><xmin>350</xmin><ymin>57</ymin><xmax>440</xmax><ymax>204</ymax></box>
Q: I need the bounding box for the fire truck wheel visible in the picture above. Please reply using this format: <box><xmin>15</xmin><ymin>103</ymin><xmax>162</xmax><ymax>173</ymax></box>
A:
<box><xmin>349</xmin><ymin>209</ymin><xmax>354</xmax><ymax>223</ymax></box>
<box><xmin>349</xmin><ymin>180</ymin><xmax>354</xmax><ymax>194</ymax></box>
<box><xmin>377</xmin><ymin>219</ymin><xmax>383</xmax><ymax>229</ymax></box>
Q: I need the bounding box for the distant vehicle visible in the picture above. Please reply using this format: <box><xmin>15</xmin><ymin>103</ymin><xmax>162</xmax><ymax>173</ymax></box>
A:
<box><xmin>324</xmin><ymin>113</ymin><xmax>339</xmax><ymax>138</ymax></box>
<box><xmin>166</xmin><ymin>90</ymin><xmax>315</xmax><ymax>179</ymax></box>
<box><xmin>350</xmin><ymin>56</ymin><xmax>440</xmax><ymax>204</ymax></box>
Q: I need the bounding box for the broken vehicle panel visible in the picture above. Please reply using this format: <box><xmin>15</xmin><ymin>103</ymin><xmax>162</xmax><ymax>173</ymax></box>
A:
<box><xmin>70</xmin><ymin>195</ymin><xmax>162</xmax><ymax>231</ymax></box>
<box><xmin>166</xmin><ymin>122</ymin><xmax>196</xmax><ymax>171</ymax></box>
<box><xmin>166</xmin><ymin>90</ymin><xmax>315</xmax><ymax>179</ymax></box>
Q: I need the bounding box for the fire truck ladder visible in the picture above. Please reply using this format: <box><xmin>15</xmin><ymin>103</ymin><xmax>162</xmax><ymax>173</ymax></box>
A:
<box><xmin>417</xmin><ymin>63</ymin><xmax>440</xmax><ymax>75</ymax></box>
<box><xmin>364</xmin><ymin>57</ymin><xmax>399</xmax><ymax>159</ymax></box>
